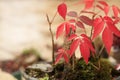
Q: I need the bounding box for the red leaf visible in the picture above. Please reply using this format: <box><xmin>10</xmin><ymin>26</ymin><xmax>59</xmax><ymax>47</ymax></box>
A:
<box><xmin>70</xmin><ymin>39</ymin><xmax>80</xmax><ymax>57</ymax></box>
<box><xmin>56</xmin><ymin>23</ymin><xmax>65</xmax><ymax>39</ymax></box>
<box><xmin>104</xmin><ymin>16</ymin><xmax>113</xmax><ymax>22</ymax></box>
<box><xmin>63</xmin><ymin>53</ymin><xmax>69</xmax><ymax>63</ymax></box>
<box><xmin>67</xmin><ymin>34</ymin><xmax>78</xmax><ymax>41</ymax></box>
<box><xmin>55</xmin><ymin>53</ymin><xmax>63</xmax><ymax>64</ymax></box>
<box><xmin>79</xmin><ymin>15</ymin><xmax>93</xmax><ymax>26</ymax></box>
<box><xmin>104</xmin><ymin>6</ymin><xmax>109</xmax><ymax>15</ymax></box>
<box><xmin>102</xmin><ymin>27</ymin><xmax>113</xmax><ymax>54</ymax></box>
<box><xmin>69</xmin><ymin>19</ymin><xmax>76</xmax><ymax>23</ymax></box>
<box><xmin>84</xmin><ymin>0</ymin><xmax>94</xmax><ymax>10</ymax></box>
<box><xmin>65</xmin><ymin>23</ymin><xmax>76</xmax><ymax>35</ymax></box>
<box><xmin>112</xmin><ymin>5</ymin><xmax>119</xmax><ymax>17</ymax></box>
<box><xmin>56</xmin><ymin>22</ymin><xmax>76</xmax><ymax>39</ymax></box>
<box><xmin>96</xmin><ymin>4</ymin><xmax>104</xmax><ymax>11</ymax></box>
<box><xmin>80</xmin><ymin>42</ymin><xmax>90</xmax><ymax>64</ymax></box>
<box><xmin>55</xmin><ymin>48</ymin><xmax>69</xmax><ymax>64</ymax></box>
<box><xmin>67</xmin><ymin>11</ymin><xmax>78</xmax><ymax>17</ymax></box>
<box><xmin>106</xmin><ymin>21</ymin><xmax>120</xmax><ymax>37</ymax></box>
<box><xmin>117</xmin><ymin>6</ymin><xmax>120</xmax><ymax>13</ymax></box>
<box><xmin>81</xmin><ymin>34</ymin><xmax>95</xmax><ymax>53</ymax></box>
<box><xmin>98</xmin><ymin>1</ymin><xmax>108</xmax><ymax>7</ymax></box>
<box><xmin>92</xmin><ymin>18</ymin><xmax>104</xmax><ymax>40</ymax></box>
<box><xmin>58</xmin><ymin>3</ymin><xmax>67</xmax><ymax>20</ymax></box>
<box><xmin>104</xmin><ymin>16</ymin><xmax>120</xmax><ymax>37</ymax></box>
<box><xmin>113</xmin><ymin>18</ymin><xmax>120</xmax><ymax>24</ymax></box>
<box><xmin>65</xmin><ymin>23</ymin><xmax>70</xmax><ymax>36</ymax></box>
<box><xmin>76</xmin><ymin>21</ymin><xmax>85</xmax><ymax>29</ymax></box>
<box><xmin>81</xmin><ymin>10</ymin><xmax>96</xmax><ymax>15</ymax></box>
<box><xmin>70</xmin><ymin>24</ymin><xmax>76</xmax><ymax>31</ymax></box>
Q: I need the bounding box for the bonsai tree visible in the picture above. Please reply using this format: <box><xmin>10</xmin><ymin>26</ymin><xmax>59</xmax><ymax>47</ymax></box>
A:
<box><xmin>46</xmin><ymin>0</ymin><xmax>120</xmax><ymax>80</ymax></box>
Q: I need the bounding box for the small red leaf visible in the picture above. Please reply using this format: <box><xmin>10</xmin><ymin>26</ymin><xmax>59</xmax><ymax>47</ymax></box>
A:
<box><xmin>76</xmin><ymin>21</ymin><xmax>85</xmax><ymax>29</ymax></box>
<box><xmin>98</xmin><ymin>1</ymin><xmax>108</xmax><ymax>7</ymax></box>
<box><xmin>69</xmin><ymin>19</ymin><xmax>76</xmax><ymax>23</ymax></box>
<box><xmin>79</xmin><ymin>15</ymin><xmax>93</xmax><ymax>26</ymax></box>
<box><xmin>92</xmin><ymin>18</ymin><xmax>104</xmax><ymax>40</ymax></box>
<box><xmin>65</xmin><ymin>23</ymin><xmax>76</xmax><ymax>35</ymax></box>
<box><xmin>67</xmin><ymin>34</ymin><xmax>78</xmax><ymax>41</ymax></box>
<box><xmin>56</xmin><ymin>23</ymin><xmax>65</xmax><ymax>39</ymax></box>
<box><xmin>80</xmin><ymin>42</ymin><xmax>90</xmax><ymax>64</ymax></box>
<box><xmin>65</xmin><ymin>23</ymin><xmax>70</xmax><ymax>36</ymax></box>
<box><xmin>97</xmin><ymin>1</ymin><xmax>109</xmax><ymax>15</ymax></box>
<box><xmin>55</xmin><ymin>53</ymin><xmax>63</xmax><ymax>64</ymax></box>
<box><xmin>104</xmin><ymin>16</ymin><xmax>113</xmax><ymax>22</ymax></box>
<box><xmin>55</xmin><ymin>48</ymin><xmax>69</xmax><ymax>64</ymax></box>
<box><xmin>67</xmin><ymin>11</ymin><xmax>78</xmax><ymax>17</ymax></box>
<box><xmin>112</xmin><ymin>5</ymin><xmax>119</xmax><ymax>17</ymax></box>
<box><xmin>81</xmin><ymin>34</ymin><xmax>95</xmax><ymax>53</ymax></box>
<box><xmin>102</xmin><ymin>27</ymin><xmax>113</xmax><ymax>54</ymax></box>
<box><xmin>106</xmin><ymin>21</ymin><xmax>120</xmax><ymax>37</ymax></box>
<box><xmin>56</xmin><ymin>22</ymin><xmax>76</xmax><ymax>39</ymax></box>
<box><xmin>117</xmin><ymin>7</ymin><xmax>120</xmax><ymax>13</ymax></box>
<box><xmin>104</xmin><ymin>16</ymin><xmax>120</xmax><ymax>37</ymax></box>
<box><xmin>63</xmin><ymin>53</ymin><xmax>69</xmax><ymax>63</ymax></box>
<box><xmin>70</xmin><ymin>39</ymin><xmax>80</xmax><ymax>57</ymax></box>
<box><xmin>104</xmin><ymin>6</ymin><xmax>109</xmax><ymax>15</ymax></box>
<box><xmin>70</xmin><ymin>24</ymin><xmax>76</xmax><ymax>31</ymax></box>
<box><xmin>58</xmin><ymin>3</ymin><xmax>67</xmax><ymax>20</ymax></box>
<box><xmin>81</xmin><ymin>10</ymin><xmax>96</xmax><ymax>15</ymax></box>
<box><xmin>84</xmin><ymin>0</ymin><xmax>94</xmax><ymax>10</ymax></box>
<box><xmin>96</xmin><ymin>4</ymin><xmax>104</xmax><ymax>11</ymax></box>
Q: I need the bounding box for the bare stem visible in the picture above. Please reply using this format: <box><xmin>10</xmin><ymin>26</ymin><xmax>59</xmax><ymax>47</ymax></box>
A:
<box><xmin>90</xmin><ymin>27</ymin><xmax>93</xmax><ymax>38</ymax></box>
<box><xmin>72</xmin><ymin>55</ymin><xmax>75</xmax><ymax>71</ymax></box>
<box><xmin>51</xmin><ymin>11</ymin><xmax>57</xmax><ymax>24</ymax></box>
<box><xmin>89</xmin><ymin>62</ymin><xmax>100</xmax><ymax>70</ymax></box>
<box><xmin>46</xmin><ymin>12</ymin><xmax>57</xmax><ymax>64</ymax></box>
<box><xmin>98</xmin><ymin>45</ymin><xmax>105</xmax><ymax>58</ymax></box>
<box><xmin>98</xmin><ymin>59</ymin><xmax>101</xmax><ymax>69</ymax></box>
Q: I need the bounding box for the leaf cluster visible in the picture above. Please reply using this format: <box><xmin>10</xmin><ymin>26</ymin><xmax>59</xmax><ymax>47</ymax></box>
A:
<box><xmin>55</xmin><ymin>0</ymin><xmax>120</xmax><ymax>65</ymax></box>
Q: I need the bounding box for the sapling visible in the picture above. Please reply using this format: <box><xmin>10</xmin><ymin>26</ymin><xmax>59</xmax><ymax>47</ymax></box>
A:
<box><xmin>46</xmin><ymin>0</ymin><xmax>120</xmax><ymax>79</ymax></box>
<box><xmin>54</xmin><ymin>0</ymin><xmax>120</xmax><ymax>66</ymax></box>
<box><xmin>23</xmin><ymin>0</ymin><xmax>120</xmax><ymax>80</ymax></box>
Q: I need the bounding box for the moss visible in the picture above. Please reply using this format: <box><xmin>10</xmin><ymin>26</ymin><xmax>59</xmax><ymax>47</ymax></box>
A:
<box><xmin>22</xmin><ymin>48</ymin><xmax>40</xmax><ymax>56</ymax></box>
<box><xmin>53</xmin><ymin>58</ymin><xmax>113</xmax><ymax>80</ymax></box>
<box><xmin>39</xmin><ymin>74</ymin><xmax>49</xmax><ymax>80</ymax></box>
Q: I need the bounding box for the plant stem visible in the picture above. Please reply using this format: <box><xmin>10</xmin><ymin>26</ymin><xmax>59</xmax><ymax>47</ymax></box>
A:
<box><xmin>90</xmin><ymin>27</ymin><xmax>93</xmax><ymax>38</ymax></box>
<box><xmin>98</xmin><ymin>59</ymin><xmax>101</xmax><ymax>69</ymax></box>
<box><xmin>89</xmin><ymin>62</ymin><xmax>100</xmax><ymax>70</ymax></box>
<box><xmin>46</xmin><ymin>12</ymin><xmax>57</xmax><ymax>64</ymax></box>
<box><xmin>50</xmin><ymin>24</ymin><xmax>55</xmax><ymax>64</ymax></box>
<box><xmin>98</xmin><ymin>44</ymin><xmax>105</xmax><ymax>58</ymax></box>
<box><xmin>72</xmin><ymin>55</ymin><xmax>75</xmax><ymax>71</ymax></box>
<box><xmin>51</xmin><ymin>12</ymin><xmax>57</xmax><ymax>24</ymax></box>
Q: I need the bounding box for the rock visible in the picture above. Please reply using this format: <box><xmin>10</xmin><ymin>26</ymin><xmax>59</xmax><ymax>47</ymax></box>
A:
<box><xmin>0</xmin><ymin>69</ymin><xmax>17</xmax><ymax>80</ymax></box>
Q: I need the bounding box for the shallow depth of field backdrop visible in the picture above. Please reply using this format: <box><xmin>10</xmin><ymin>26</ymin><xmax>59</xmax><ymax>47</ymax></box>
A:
<box><xmin>0</xmin><ymin>0</ymin><xmax>120</xmax><ymax>62</ymax></box>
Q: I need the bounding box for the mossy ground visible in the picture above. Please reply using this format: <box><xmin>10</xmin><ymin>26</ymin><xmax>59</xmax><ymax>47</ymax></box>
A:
<box><xmin>25</xmin><ymin>57</ymin><xmax>120</xmax><ymax>80</ymax></box>
<box><xmin>52</xmin><ymin>58</ymin><xmax>113</xmax><ymax>80</ymax></box>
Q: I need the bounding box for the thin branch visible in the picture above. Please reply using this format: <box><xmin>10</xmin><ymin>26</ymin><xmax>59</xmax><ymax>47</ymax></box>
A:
<box><xmin>46</xmin><ymin>12</ymin><xmax>57</xmax><ymax>64</ymax></box>
<box><xmin>51</xmin><ymin>11</ymin><xmax>57</xmax><ymax>24</ymax></box>
<box><xmin>98</xmin><ymin>44</ymin><xmax>105</xmax><ymax>58</ymax></box>
<box><xmin>90</xmin><ymin>27</ymin><xmax>93</xmax><ymax>38</ymax></box>
<box><xmin>89</xmin><ymin>62</ymin><xmax>100</xmax><ymax>70</ymax></box>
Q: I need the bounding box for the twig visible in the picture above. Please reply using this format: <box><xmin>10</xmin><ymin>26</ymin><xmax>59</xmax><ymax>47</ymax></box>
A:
<box><xmin>46</xmin><ymin>12</ymin><xmax>57</xmax><ymax>64</ymax></box>
<box><xmin>89</xmin><ymin>62</ymin><xmax>100</xmax><ymax>70</ymax></box>
<box><xmin>98</xmin><ymin>44</ymin><xmax>105</xmax><ymax>58</ymax></box>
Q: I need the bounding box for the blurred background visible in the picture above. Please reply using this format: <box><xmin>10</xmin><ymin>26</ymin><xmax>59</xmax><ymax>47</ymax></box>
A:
<box><xmin>0</xmin><ymin>0</ymin><xmax>120</xmax><ymax>80</ymax></box>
